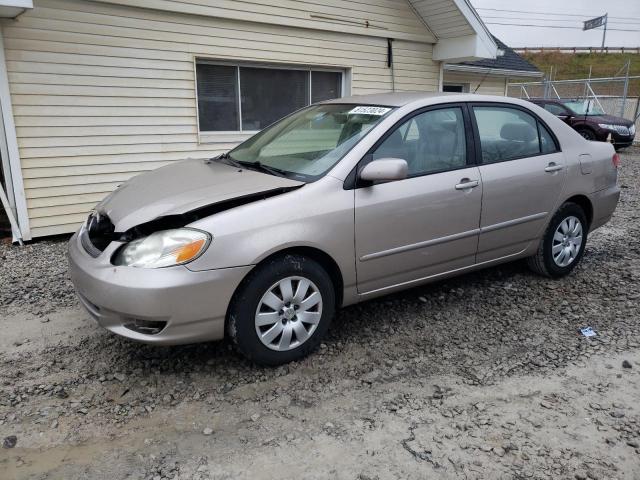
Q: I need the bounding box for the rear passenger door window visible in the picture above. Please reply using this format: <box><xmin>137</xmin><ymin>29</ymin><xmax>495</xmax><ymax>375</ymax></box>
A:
<box><xmin>472</xmin><ymin>106</ymin><xmax>544</xmax><ymax>163</ymax></box>
<box><xmin>372</xmin><ymin>107</ymin><xmax>468</xmax><ymax>176</ymax></box>
<box><xmin>543</xmin><ymin>103</ymin><xmax>570</xmax><ymax>116</ymax></box>
<box><xmin>538</xmin><ymin>122</ymin><xmax>559</xmax><ymax>154</ymax></box>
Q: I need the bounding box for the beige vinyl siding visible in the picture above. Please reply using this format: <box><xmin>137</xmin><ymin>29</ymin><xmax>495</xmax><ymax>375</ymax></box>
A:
<box><xmin>3</xmin><ymin>0</ymin><xmax>440</xmax><ymax>237</ymax></box>
<box><xmin>443</xmin><ymin>72</ymin><xmax>507</xmax><ymax>95</ymax></box>
<box><xmin>91</xmin><ymin>0</ymin><xmax>437</xmax><ymax>43</ymax></box>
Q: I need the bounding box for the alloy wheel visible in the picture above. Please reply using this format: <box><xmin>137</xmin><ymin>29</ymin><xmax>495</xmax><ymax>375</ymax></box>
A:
<box><xmin>254</xmin><ymin>276</ymin><xmax>323</xmax><ymax>351</ymax></box>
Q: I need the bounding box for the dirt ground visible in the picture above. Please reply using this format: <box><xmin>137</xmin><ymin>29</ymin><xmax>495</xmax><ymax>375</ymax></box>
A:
<box><xmin>1</xmin><ymin>147</ymin><xmax>639</xmax><ymax>480</ymax></box>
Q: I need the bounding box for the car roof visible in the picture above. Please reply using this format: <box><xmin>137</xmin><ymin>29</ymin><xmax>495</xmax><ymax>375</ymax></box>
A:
<box><xmin>321</xmin><ymin>91</ymin><xmax>460</xmax><ymax>107</ymax></box>
<box><xmin>321</xmin><ymin>92</ymin><xmax>535</xmax><ymax>108</ymax></box>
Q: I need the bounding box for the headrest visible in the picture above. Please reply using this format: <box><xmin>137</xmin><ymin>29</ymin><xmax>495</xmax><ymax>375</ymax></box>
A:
<box><xmin>500</xmin><ymin>122</ymin><xmax>537</xmax><ymax>142</ymax></box>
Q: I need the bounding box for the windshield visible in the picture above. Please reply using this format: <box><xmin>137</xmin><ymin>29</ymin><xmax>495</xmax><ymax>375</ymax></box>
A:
<box><xmin>562</xmin><ymin>100</ymin><xmax>606</xmax><ymax>116</ymax></box>
<box><xmin>228</xmin><ymin>104</ymin><xmax>394</xmax><ymax>181</ymax></box>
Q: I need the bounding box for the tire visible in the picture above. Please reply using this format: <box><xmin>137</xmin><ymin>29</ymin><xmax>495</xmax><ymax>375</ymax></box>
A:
<box><xmin>576</xmin><ymin>127</ymin><xmax>596</xmax><ymax>141</ymax></box>
<box><xmin>227</xmin><ymin>254</ymin><xmax>335</xmax><ymax>366</ymax></box>
<box><xmin>527</xmin><ymin>202</ymin><xmax>588</xmax><ymax>278</ymax></box>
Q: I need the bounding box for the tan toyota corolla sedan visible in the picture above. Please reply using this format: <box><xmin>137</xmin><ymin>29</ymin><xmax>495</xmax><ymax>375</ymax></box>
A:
<box><xmin>69</xmin><ymin>93</ymin><xmax>620</xmax><ymax>365</ymax></box>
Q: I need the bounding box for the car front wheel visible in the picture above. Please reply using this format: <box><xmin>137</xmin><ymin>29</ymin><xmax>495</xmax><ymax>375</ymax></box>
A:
<box><xmin>527</xmin><ymin>202</ymin><xmax>588</xmax><ymax>278</ymax></box>
<box><xmin>227</xmin><ymin>254</ymin><xmax>335</xmax><ymax>365</ymax></box>
<box><xmin>577</xmin><ymin>127</ymin><xmax>596</xmax><ymax>141</ymax></box>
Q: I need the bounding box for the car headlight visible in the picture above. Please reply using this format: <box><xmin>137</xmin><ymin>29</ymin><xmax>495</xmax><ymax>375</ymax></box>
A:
<box><xmin>630</xmin><ymin>124</ymin><xmax>636</xmax><ymax>135</ymax></box>
<box><xmin>598</xmin><ymin>123</ymin><xmax>616</xmax><ymax>130</ymax></box>
<box><xmin>113</xmin><ymin>228</ymin><xmax>210</xmax><ymax>268</ymax></box>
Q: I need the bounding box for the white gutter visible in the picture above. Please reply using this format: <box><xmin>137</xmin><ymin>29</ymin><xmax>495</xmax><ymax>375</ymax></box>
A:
<box><xmin>0</xmin><ymin>0</ymin><xmax>33</xmax><ymax>18</ymax></box>
<box><xmin>0</xmin><ymin>26</ymin><xmax>30</xmax><ymax>241</ymax></box>
<box><xmin>444</xmin><ymin>64</ymin><xmax>543</xmax><ymax>77</ymax></box>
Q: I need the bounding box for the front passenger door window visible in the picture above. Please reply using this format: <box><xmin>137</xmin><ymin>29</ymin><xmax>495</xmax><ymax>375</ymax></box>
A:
<box><xmin>372</xmin><ymin>107</ymin><xmax>468</xmax><ymax>176</ymax></box>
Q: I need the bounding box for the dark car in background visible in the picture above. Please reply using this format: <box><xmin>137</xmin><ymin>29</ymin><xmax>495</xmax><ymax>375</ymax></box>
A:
<box><xmin>530</xmin><ymin>99</ymin><xmax>636</xmax><ymax>150</ymax></box>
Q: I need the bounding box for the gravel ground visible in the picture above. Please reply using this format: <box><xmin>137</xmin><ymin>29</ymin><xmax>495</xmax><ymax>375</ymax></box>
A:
<box><xmin>1</xmin><ymin>147</ymin><xmax>639</xmax><ymax>480</ymax></box>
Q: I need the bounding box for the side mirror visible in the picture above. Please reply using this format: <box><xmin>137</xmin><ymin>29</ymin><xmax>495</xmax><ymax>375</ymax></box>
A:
<box><xmin>359</xmin><ymin>158</ymin><xmax>408</xmax><ymax>183</ymax></box>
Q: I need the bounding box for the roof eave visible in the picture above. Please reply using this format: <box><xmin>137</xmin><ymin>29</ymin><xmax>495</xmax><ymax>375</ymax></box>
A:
<box><xmin>444</xmin><ymin>64</ymin><xmax>543</xmax><ymax>77</ymax></box>
<box><xmin>0</xmin><ymin>0</ymin><xmax>32</xmax><ymax>17</ymax></box>
<box><xmin>431</xmin><ymin>0</ymin><xmax>498</xmax><ymax>62</ymax></box>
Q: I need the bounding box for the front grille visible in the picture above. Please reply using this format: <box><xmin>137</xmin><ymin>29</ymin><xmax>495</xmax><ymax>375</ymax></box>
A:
<box><xmin>612</xmin><ymin>125</ymin><xmax>630</xmax><ymax>136</ymax></box>
<box><xmin>81</xmin><ymin>212</ymin><xmax>115</xmax><ymax>256</ymax></box>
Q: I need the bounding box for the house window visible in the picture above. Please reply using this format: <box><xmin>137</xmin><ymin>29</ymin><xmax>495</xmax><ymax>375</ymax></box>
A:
<box><xmin>196</xmin><ymin>62</ymin><xmax>343</xmax><ymax>132</ymax></box>
<box><xmin>443</xmin><ymin>84</ymin><xmax>469</xmax><ymax>93</ymax></box>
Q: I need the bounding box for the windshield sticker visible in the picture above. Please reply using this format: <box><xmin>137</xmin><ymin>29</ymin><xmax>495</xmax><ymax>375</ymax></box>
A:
<box><xmin>348</xmin><ymin>106</ymin><xmax>391</xmax><ymax>116</ymax></box>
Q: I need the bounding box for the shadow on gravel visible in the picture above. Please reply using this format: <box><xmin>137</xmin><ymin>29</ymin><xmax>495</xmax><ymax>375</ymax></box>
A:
<box><xmin>18</xmin><ymin>255</ymin><xmax>623</xmax><ymax>395</ymax></box>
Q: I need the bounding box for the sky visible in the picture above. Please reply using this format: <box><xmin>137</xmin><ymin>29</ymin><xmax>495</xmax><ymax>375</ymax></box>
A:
<box><xmin>469</xmin><ymin>0</ymin><xmax>640</xmax><ymax>48</ymax></box>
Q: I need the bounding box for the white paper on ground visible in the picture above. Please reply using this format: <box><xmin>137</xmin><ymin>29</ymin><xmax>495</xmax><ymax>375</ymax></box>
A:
<box><xmin>580</xmin><ymin>327</ymin><xmax>596</xmax><ymax>337</ymax></box>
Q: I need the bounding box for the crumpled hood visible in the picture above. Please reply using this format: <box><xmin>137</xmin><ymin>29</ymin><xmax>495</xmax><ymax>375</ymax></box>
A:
<box><xmin>96</xmin><ymin>159</ymin><xmax>303</xmax><ymax>231</ymax></box>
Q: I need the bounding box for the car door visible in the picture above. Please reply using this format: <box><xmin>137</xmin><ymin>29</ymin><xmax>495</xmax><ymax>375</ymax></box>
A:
<box><xmin>470</xmin><ymin>103</ymin><xmax>567</xmax><ymax>263</ymax></box>
<box><xmin>353</xmin><ymin>104</ymin><xmax>482</xmax><ymax>294</ymax></box>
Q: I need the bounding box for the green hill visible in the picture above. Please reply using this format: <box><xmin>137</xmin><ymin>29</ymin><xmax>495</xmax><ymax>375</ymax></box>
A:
<box><xmin>520</xmin><ymin>52</ymin><xmax>640</xmax><ymax>97</ymax></box>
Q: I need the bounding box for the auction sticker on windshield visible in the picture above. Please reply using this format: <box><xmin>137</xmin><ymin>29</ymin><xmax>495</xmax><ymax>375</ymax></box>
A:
<box><xmin>348</xmin><ymin>106</ymin><xmax>391</xmax><ymax>116</ymax></box>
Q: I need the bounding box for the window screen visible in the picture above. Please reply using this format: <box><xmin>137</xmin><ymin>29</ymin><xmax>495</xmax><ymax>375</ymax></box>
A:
<box><xmin>312</xmin><ymin>71</ymin><xmax>342</xmax><ymax>103</ymax></box>
<box><xmin>196</xmin><ymin>62</ymin><xmax>343</xmax><ymax>132</ymax></box>
<box><xmin>196</xmin><ymin>64</ymin><xmax>239</xmax><ymax>131</ymax></box>
<box><xmin>240</xmin><ymin>67</ymin><xmax>308</xmax><ymax>131</ymax></box>
<box><xmin>442</xmin><ymin>84</ymin><xmax>466</xmax><ymax>93</ymax></box>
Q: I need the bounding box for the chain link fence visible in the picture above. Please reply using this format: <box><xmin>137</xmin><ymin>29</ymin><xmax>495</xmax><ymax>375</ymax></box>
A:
<box><xmin>507</xmin><ymin>76</ymin><xmax>640</xmax><ymax>143</ymax></box>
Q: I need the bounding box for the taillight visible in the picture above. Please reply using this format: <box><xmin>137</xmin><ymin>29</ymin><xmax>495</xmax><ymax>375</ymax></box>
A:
<box><xmin>612</xmin><ymin>153</ymin><xmax>620</xmax><ymax>168</ymax></box>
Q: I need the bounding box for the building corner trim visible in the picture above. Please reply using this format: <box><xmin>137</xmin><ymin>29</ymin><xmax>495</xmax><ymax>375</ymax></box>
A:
<box><xmin>0</xmin><ymin>26</ymin><xmax>30</xmax><ymax>240</ymax></box>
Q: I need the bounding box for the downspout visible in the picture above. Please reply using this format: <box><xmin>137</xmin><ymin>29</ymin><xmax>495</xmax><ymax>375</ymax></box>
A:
<box><xmin>387</xmin><ymin>38</ymin><xmax>395</xmax><ymax>92</ymax></box>
<box><xmin>0</xmin><ymin>25</ymin><xmax>30</xmax><ymax>241</ymax></box>
<box><xmin>473</xmin><ymin>67</ymin><xmax>493</xmax><ymax>93</ymax></box>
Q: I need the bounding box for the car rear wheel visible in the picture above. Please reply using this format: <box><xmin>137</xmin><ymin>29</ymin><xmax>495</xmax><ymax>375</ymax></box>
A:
<box><xmin>527</xmin><ymin>202</ymin><xmax>588</xmax><ymax>278</ymax></box>
<box><xmin>227</xmin><ymin>254</ymin><xmax>335</xmax><ymax>365</ymax></box>
<box><xmin>577</xmin><ymin>127</ymin><xmax>596</xmax><ymax>141</ymax></box>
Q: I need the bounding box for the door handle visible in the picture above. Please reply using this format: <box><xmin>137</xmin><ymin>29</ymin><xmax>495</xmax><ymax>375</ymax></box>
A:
<box><xmin>545</xmin><ymin>162</ymin><xmax>563</xmax><ymax>173</ymax></box>
<box><xmin>455</xmin><ymin>179</ymin><xmax>479</xmax><ymax>190</ymax></box>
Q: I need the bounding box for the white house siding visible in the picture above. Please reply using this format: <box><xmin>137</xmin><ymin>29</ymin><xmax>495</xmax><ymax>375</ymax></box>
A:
<box><xmin>2</xmin><ymin>0</ymin><xmax>440</xmax><ymax>237</ymax></box>
<box><xmin>442</xmin><ymin>71</ymin><xmax>506</xmax><ymax>95</ymax></box>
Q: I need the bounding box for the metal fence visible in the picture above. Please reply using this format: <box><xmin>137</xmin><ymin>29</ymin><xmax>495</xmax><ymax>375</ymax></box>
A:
<box><xmin>506</xmin><ymin>75</ymin><xmax>640</xmax><ymax>142</ymax></box>
<box><xmin>513</xmin><ymin>47</ymin><xmax>640</xmax><ymax>54</ymax></box>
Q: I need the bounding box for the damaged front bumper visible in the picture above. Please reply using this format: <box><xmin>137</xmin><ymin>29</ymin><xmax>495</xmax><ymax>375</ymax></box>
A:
<box><xmin>68</xmin><ymin>231</ymin><xmax>253</xmax><ymax>345</ymax></box>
